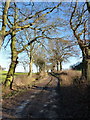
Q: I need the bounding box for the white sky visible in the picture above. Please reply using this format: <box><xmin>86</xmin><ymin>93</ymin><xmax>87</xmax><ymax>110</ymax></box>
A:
<box><xmin>0</xmin><ymin>48</ymin><xmax>82</xmax><ymax>72</ymax></box>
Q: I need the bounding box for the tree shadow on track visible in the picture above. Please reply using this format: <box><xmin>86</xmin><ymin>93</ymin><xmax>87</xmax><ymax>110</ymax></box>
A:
<box><xmin>2</xmin><ymin>72</ymin><xmax>89</xmax><ymax>120</ymax></box>
<box><xmin>49</xmin><ymin>72</ymin><xmax>62</xmax><ymax>91</ymax></box>
<box><xmin>49</xmin><ymin>72</ymin><xmax>89</xmax><ymax>119</ymax></box>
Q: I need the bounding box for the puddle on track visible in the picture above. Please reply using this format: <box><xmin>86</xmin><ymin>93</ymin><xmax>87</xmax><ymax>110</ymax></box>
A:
<box><xmin>14</xmin><ymin>88</ymin><xmax>59</xmax><ymax>119</ymax></box>
<box><xmin>14</xmin><ymin>100</ymin><xmax>30</xmax><ymax>118</ymax></box>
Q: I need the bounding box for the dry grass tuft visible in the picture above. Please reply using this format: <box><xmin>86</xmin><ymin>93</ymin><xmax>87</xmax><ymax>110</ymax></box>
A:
<box><xmin>13</xmin><ymin>75</ymin><xmax>36</xmax><ymax>87</ymax></box>
<box><xmin>59</xmin><ymin>70</ymin><xmax>81</xmax><ymax>86</ymax></box>
<box><xmin>13</xmin><ymin>72</ymin><xmax>48</xmax><ymax>88</ymax></box>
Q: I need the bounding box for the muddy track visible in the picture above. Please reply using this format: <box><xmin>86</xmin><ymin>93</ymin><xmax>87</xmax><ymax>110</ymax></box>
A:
<box><xmin>2</xmin><ymin>73</ymin><xmax>88</xmax><ymax>119</ymax></box>
<box><xmin>2</xmin><ymin>75</ymin><xmax>59</xmax><ymax>119</ymax></box>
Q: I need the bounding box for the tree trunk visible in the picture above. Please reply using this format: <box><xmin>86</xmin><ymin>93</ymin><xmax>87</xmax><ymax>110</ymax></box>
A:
<box><xmin>60</xmin><ymin>61</ymin><xmax>62</xmax><ymax>71</ymax></box>
<box><xmin>87</xmin><ymin>49</ymin><xmax>90</xmax><ymax>83</ymax></box>
<box><xmin>56</xmin><ymin>61</ymin><xmax>59</xmax><ymax>71</ymax></box>
<box><xmin>81</xmin><ymin>48</ymin><xmax>90</xmax><ymax>83</ymax></box>
<box><xmin>51</xmin><ymin>64</ymin><xmax>55</xmax><ymax>72</ymax></box>
<box><xmin>87</xmin><ymin>59</ymin><xmax>90</xmax><ymax>83</ymax></box>
<box><xmin>28</xmin><ymin>55</ymin><xmax>33</xmax><ymax>77</ymax></box>
<box><xmin>4</xmin><ymin>56</ymin><xmax>18</xmax><ymax>89</ymax></box>
<box><xmin>87</xmin><ymin>2</ymin><xmax>90</xmax><ymax>13</ymax></box>
<box><xmin>39</xmin><ymin>66</ymin><xmax>41</xmax><ymax>73</ymax></box>
<box><xmin>37</xmin><ymin>66</ymin><xmax>38</xmax><ymax>73</ymax></box>
<box><xmin>0</xmin><ymin>0</ymin><xmax>11</xmax><ymax>48</ymax></box>
<box><xmin>4</xmin><ymin>32</ymin><xmax>18</xmax><ymax>89</ymax></box>
<box><xmin>87</xmin><ymin>3</ymin><xmax>90</xmax><ymax>83</ymax></box>
<box><xmin>82</xmin><ymin>55</ymin><xmax>87</xmax><ymax>79</ymax></box>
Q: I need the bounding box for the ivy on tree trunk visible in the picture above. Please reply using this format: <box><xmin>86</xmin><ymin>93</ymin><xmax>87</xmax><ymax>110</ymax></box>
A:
<box><xmin>4</xmin><ymin>32</ymin><xmax>18</xmax><ymax>89</ymax></box>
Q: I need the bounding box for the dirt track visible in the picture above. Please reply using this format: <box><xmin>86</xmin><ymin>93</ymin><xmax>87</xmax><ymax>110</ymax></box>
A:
<box><xmin>2</xmin><ymin>72</ymin><xmax>89</xmax><ymax>119</ymax></box>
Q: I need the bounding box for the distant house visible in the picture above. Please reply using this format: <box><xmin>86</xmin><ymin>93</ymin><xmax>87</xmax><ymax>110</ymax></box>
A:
<box><xmin>71</xmin><ymin>62</ymin><xmax>83</xmax><ymax>70</ymax></box>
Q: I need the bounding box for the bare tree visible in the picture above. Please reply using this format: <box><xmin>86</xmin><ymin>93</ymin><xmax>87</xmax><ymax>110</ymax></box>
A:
<box><xmin>34</xmin><ymin>58</ymin><xmax>45</xmax><ymax>73</ymax></box>
<box><xmin>48</xmin><ymin>38</ymin><xmax>77</xmax><ymax>71</ymax></box>
<box><xmin>70</xmin><ymin>2</ymin><xmax>90</xmax><ymax>81</ymax></box>
<box><xmin>1</xmin><ymin>2</ymin><xmax>61</xmax><ymax>89</ymax></box>
<box><xmin>34</xmin><ymin>45</ymin><xmax>47</xmax><ymax>73</ymax></box>
<box><xmin>0</xmin><ymin>0</ymin><xmax>11</xmax><ymax>47</ymax></box>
